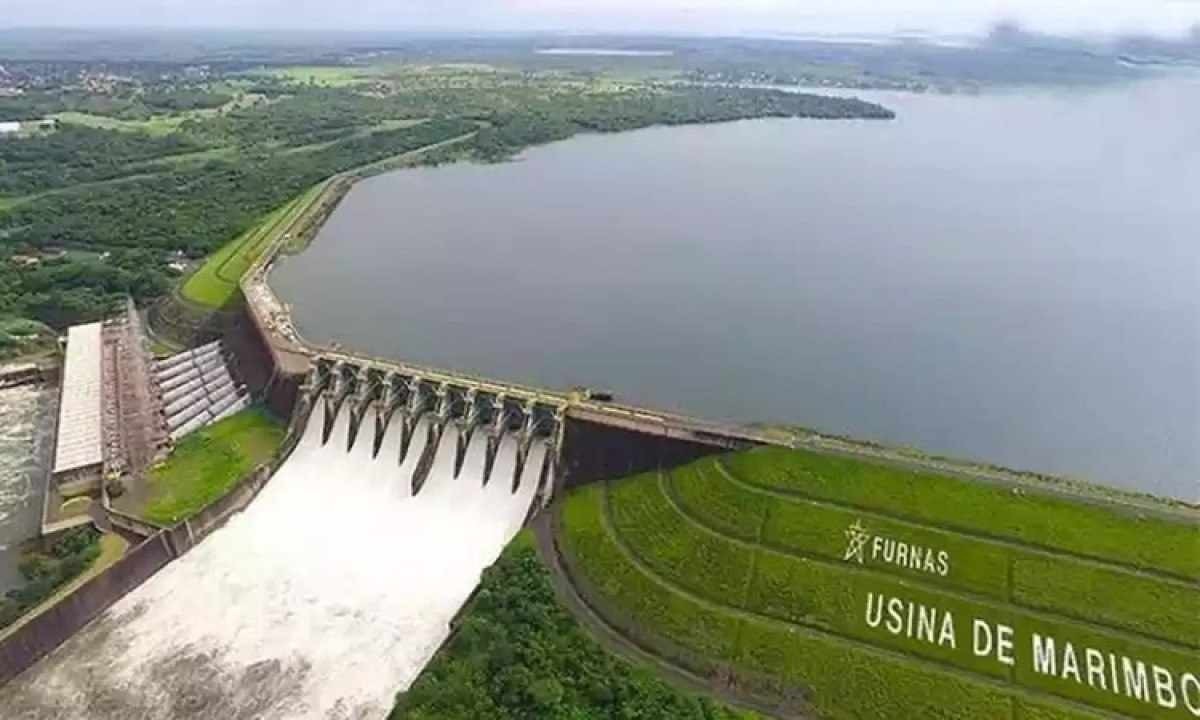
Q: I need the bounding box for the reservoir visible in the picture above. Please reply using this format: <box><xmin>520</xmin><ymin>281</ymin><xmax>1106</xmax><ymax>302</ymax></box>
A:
<box><xmin>271</xmin><ymin>77</ymin><xmax>1199</xmax><ymax>500</ymax></box>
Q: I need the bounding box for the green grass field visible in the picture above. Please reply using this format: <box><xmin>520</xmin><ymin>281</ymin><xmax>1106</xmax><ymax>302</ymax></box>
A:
<box><xmin>179</xmin><ymin>183</ymin><xmax>325</xmax><ymax>309</ymax></box>
<box><xmin>141</xmin><ymin>408</ymin><xmax>284</xmax><ymax>525</ymax></box>
<box><xmin>725</xmin><ymin>448</ymin><xmax>1199</xmax><ymax>580</ymax></box>
<box><xmin>559</xmin><ymin>449</ymin><xmax>1199</xmax><ymax>720</ymax></box>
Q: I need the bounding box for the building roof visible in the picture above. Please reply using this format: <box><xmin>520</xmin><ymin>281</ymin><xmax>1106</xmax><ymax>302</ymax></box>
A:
<box><xmin>0</xmin><ymin>121</ymin><xmax>20</xmax><ymax>133</ymax></box>
<box><xmin>53</xmin><ymin>323</ymin><xmax>103</xmax><ymax>474</ymax></box>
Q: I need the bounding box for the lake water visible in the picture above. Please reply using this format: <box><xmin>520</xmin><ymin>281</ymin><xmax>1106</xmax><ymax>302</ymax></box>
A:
<box><xmin>272</xmin><ymin>77</ymin><xmax>1199</xmax><ymax>500</ymax></box>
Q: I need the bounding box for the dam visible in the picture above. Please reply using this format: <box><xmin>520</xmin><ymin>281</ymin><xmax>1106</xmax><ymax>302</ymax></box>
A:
<box><xmin>1</xmin><ymin>386</ymin><xmax>555</xmax><ymax>719</ymax></box>
<box><xmin>11</xmin><ymin>83</ymin><xmax>1193</xmax><ymax>719</ymax></box>
<box><xmin>0</xmin><ymin>286</ymin><xmax>743</xmax><ymax>719</ymax></box>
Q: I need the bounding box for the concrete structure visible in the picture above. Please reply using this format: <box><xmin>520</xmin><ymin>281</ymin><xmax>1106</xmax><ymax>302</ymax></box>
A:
<box><xmin>152</xmin><ymin>341</ymin><xmax>249</xmax><ymax>442</ymax></box>
<box><xmin>43</xmin><ymin>303</ymin><xmax>170</xmax><ymax>533</ymax></box>
<box><xmin>0</xmin><ymin>362</ymin><xmax>53</xmax><ymax>390</ymax></box>
<box><xmin>52</xmin><ymin>323</ymin><xmax>104</xmax><ymax>494</ymax></box>
<box><xmin>233</xmin><ymin>179</ymin><xmax>770</xmax><ymax>502</ymax></box>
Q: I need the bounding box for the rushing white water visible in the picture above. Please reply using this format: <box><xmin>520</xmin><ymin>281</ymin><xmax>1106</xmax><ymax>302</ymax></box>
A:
<box><xmin>3</xmin><ymin>403</ymin><xmax>546</xmax><ymax>719</ymax></box>
<box><xmin>0</xmin><ymin>383</ymin><xmax>53</xmax><ymax>594</ymax></box>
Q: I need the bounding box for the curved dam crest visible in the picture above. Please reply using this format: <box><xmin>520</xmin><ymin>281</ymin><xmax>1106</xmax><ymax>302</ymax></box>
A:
<box><xmin>2</xmin><ymin>402</ymin><xmax>548</xmax><ymax>719</ymax></box>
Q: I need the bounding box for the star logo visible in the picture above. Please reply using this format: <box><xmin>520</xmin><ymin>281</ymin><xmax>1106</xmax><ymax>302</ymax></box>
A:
<box><xmin>843</xmin><ymin>520</ymin><xmax>871</xmax><ymax>564</ymax></box>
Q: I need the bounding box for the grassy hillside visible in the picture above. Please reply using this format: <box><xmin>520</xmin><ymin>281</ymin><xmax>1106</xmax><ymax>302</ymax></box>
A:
<box><xmin>558</xmin><ymin>448</ymin><xmax>1199</xmax><ymax>720</ymax></box>
<box><xmin>179</xmin><ymin>183</ymin><xmax>323</xmax><ymax>309</ymax></box>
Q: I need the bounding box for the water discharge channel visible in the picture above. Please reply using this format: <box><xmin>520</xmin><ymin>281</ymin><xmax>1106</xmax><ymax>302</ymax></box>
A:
<box><xmin>0</xmin><ymin>384</ymin><xmax>54</xmax><ymax>596</ymax></box>
<box><xmin>3</xmin><ymin>403</ymin><xmax>547</xmax><ymax>719</ymax></box>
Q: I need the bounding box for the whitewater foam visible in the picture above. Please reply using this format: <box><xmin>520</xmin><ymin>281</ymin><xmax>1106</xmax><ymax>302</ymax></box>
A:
<box><xmin>2</xmin><ymin>402</ymin><xmax>547</xmax><ymax>719</ymax></box>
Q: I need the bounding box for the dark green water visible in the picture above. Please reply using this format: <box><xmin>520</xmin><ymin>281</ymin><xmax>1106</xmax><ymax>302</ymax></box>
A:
<box><xmin>272</xmin><ymin>78</ymin><xmax>1199</xmax><ymax>499</ymax></box>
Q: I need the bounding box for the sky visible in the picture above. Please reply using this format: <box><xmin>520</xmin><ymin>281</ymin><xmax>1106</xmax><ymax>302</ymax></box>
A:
<box><xmin>2</xmin><ymin>0</ymin><xmax>1198</xmax><ymax>39</ymax></box>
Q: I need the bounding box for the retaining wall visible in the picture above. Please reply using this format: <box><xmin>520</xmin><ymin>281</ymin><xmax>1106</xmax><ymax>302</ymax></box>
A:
<box><xmin>560</xmin><ymin>416</ymin><xmax>734</xmax><ymax>489</ymax></box>
<box><xmin>229</xmin><ymin>303</ymin><xmax>304</xmax><ymax>419</ymax></box>
<box><xmin>107</xmin><ymin>510</ymin><xmax>165</xmax><ymax>540</ymax></box>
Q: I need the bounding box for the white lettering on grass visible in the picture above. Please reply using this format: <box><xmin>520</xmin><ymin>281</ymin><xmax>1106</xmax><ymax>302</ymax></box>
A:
<box><xmin>886</xmin><ymin>596</ymin><xmax>904</xmax><ymax>634</ymax></box>
<box><xmin>973</xmin><ymin>620</ymin><xmax>993</xmax><ymax>658</ymax></box>
<box><xmin>1124</xmin><ymin>657</ymin><xmax>1151</xmax><ymax>703</ymax></box>
<box><xmin>863</xmin><ymin>592</ymin><xmax>956</xmax><ymax>650</ymax></box>
<box><xmin>865</xmin><ymin>592</ymin><xmax>884</xmax><ymax>628</ymax></box>
<box><xmin>845</xmin><ymin>521</ymin><xmax>951</xmax><ymax>577</ymax></box>
<box><xmin>1182</xmin><ymin>673</ymin><xmax>1200</xmax><ymax>716</ymax></box>
<box><xmin>1085</xmin><ymin>648</ymin><xmax>1107</xmax><ymax>691</ymax></box>
<box><xmin>1061</xmin><ymin>642</ymin><xmax>1082</xmax><ymax>683</ymax></box>
<box><xmin>938</xmin><ymin>612</ymin><xmax>957</xmax><ymax>649</ymax></box>
<box><xmin>864</xmin><ymin>596</ymin><xmax>1197</xmax><ymax>716</ymax></box>
<box><xmin>1155</xmin><ymin>665</ymin><xmax>1178</xmax><ymax>709</ymax></box>
<box><xmin>1033</xmin><ymin>633</ymin><xmax>1057</xmax><ymax>676</ymax></box>
<box><xmin>1030</xmin><ymin>635</ymin><xmax>1197</xmax><ymax>714</ymax></box>
<box><xmin>996</xmin><ymin>624</ymin><xmax>1014</xmax><ymax>667</ymax></box>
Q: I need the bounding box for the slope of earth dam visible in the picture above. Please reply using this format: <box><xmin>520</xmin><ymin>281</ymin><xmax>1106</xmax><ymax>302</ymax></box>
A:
<box><xmin>2</xmin><ymin>403</ymin><xmax>548</xmax><ymax>719</ymax></box>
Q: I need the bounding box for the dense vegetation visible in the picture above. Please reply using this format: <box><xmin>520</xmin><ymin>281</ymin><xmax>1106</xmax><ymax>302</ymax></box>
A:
<box><xmin>1</xmin><ymin>118</ymin><xmax>477</xmax><ymax>255</ymax></box>
<box><xmin>470</xmin><ymin>87</ymin><xmax>892</xmax><ymax>161</ymax></box>
<box><xmin>137</xmin><ymin>407</ymin><xmax>284</xmax><ymax>525</ymax></box>
<box><xmin>559</xmin><ymin>449</ymin><xmax>1199</xmax><ymax>719</ymax></box>
<box><xmin>0</xmin><ymin>246</ymin><xmax>170</xmax><ymax>328</ymax></box>
<box><xmin>393</xmin><ymin>533</ymin><xmax>758</xmax><ymax>720</ymax></box>
<box><xmin>0</xmin><ymin>527</ymin><xmax>102</xmax><ymax>632</ymax></box>
<box><xmin>0</xmin><ymin>124</ymin><xmax>205</xmax><ymax>195</ymax></box>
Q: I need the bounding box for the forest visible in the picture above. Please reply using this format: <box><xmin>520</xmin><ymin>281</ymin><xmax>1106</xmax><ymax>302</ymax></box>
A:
<box><xmin>392</xmin><ymin>534</ymin><xmax>757</xmax><ymax>720</ymax></box>
<box><xmin>0</xmin><ymin>125</ymin><xmax>204</xmax><ymax>195</ymax></box>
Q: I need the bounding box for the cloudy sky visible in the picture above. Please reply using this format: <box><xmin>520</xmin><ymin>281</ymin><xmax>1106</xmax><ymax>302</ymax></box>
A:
<box><xmin>2</xmin><ymin>0</ymin><xmax>1198</xmax><ymax>38</ymax></box>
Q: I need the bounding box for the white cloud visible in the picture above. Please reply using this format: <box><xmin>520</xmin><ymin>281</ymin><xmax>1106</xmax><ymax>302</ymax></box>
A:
<box><xmin>2</xmin><ymin>0</ymin><xmax>1197</xmax><ymax>38</ymax></box>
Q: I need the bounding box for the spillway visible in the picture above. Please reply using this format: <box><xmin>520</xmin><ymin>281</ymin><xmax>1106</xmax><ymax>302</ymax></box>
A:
<box><xmin>2</xmin><ymin>402</ymin><xmax>548</xmax><ymax>719</ymax></box>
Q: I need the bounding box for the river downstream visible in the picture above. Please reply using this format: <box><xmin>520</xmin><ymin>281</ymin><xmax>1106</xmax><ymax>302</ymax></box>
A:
<box><xmin>271</xmin><ymin>77</ymin><xmax>1199</xmax><ymax>500</ymax></box>
<box><xmin>0</xmin><ymin>383</ymin><xmax>54</xmax><ymax>594</ymax></box>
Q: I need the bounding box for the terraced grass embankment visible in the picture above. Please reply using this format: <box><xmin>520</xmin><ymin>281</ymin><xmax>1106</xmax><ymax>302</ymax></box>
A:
<box><xmin>558</xmin><ymin>448</ymin><xmax>1199</xmax><ymax>720</ymax></box>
